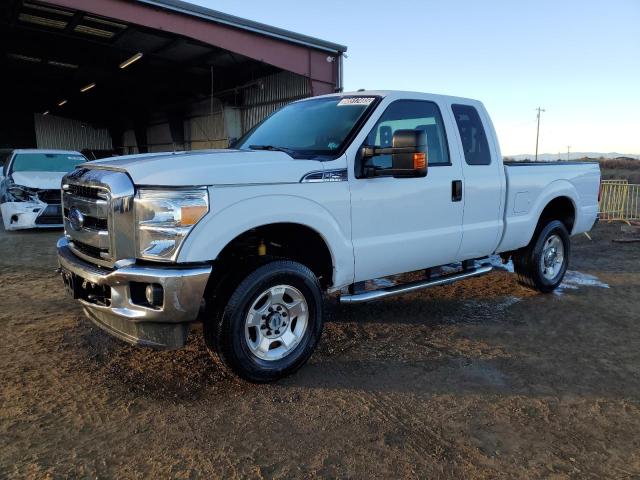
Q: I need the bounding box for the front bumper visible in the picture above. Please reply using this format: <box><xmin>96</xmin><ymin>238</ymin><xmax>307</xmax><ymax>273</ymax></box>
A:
<box><xmin>57</xmin><ymin>237</ymin><xmax>211</xmax><ymax>349</ymax></box>
<box><xmin>1</xmin><ymin>201</ymin><xmax>62</xmax><ymax>230</ymax></box>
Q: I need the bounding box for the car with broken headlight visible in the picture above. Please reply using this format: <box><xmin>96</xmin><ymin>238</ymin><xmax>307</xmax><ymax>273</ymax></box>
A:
<box><xmin>1</xmin><ymin>149</ymin><xmax>87</xmax><ymax>230</ymax></box>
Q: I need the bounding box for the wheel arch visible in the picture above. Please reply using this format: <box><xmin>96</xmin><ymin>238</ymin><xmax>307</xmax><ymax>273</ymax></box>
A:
<box><xmin>178</xmin><ymin>194</ymin><xmax>354</xmax><ymax>289</ymax></box>
<box><xmin>215</xmin><ymin>222</ymin><xmax>335</xmax><ymax>289</ymax></box>
<box><xmin>534</xmin><ymin>195</ymin><xmax>576</xmax><ymax>236</ymax></box>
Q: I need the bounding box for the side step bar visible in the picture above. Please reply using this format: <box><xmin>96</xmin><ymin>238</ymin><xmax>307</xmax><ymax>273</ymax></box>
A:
<box><xmin>340</xmin><ymin>264</ymin><xmax>493</xmax><ymax>304</ymax></box>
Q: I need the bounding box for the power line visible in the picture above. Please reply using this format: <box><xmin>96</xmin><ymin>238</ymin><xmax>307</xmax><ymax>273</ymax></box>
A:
<box><xmin>535</xmin><ymin>107</ymin><xmax>545</xmax><ymax>161</ymax></box>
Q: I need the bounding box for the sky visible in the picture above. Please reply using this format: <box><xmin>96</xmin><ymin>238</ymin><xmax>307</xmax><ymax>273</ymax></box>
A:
<box><xmin>191</xmin><ymin>0</ymin><xmax>639</xmax><ymax>156</ymax></box>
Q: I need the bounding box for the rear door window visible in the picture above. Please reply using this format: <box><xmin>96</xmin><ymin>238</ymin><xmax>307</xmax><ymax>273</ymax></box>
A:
<box><xmin>451</xmin><ymin>104</ymin><xmax>491</xmax><ymax>165</ymax></box>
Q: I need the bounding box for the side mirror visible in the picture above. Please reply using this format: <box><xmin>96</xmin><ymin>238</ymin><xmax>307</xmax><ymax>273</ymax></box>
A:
<box><xmin>361</xmin><ymin>129</ymin><xmax>427</xmax><ymax>178</ymax></box>
<box><xmin>390</xmin><ymin>129</ymin><xmax>427</xmax><ymax>177</ymax></box>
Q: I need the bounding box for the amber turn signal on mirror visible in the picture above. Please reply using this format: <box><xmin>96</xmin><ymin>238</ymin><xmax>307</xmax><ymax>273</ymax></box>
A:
<box><xmin>413</xmin><ymin>152</ymin><xmax>426</xmax><ymax>170</ymax></box>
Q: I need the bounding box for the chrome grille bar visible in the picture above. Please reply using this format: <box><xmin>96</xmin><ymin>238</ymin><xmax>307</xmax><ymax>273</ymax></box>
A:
<box><xmin>61</xmin><ymin>167</ymin><xmax>135</xmax><ymax>268</ymax></box>
<box><xmin>62</xmin><ymin>194</ymin><xmax>108</xmax><ymax>218</ymax></box>
<box><xmin>66</xmin><ymin>225</ymin><xmax>110</xmax><ymax>249</ymax></box>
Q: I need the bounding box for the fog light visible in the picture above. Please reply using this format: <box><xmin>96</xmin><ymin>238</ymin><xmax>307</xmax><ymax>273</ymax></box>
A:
<box><xmin>144</xmin><ymin>284</ymin><xmax>163</xmax><ymax>307</ymax></box>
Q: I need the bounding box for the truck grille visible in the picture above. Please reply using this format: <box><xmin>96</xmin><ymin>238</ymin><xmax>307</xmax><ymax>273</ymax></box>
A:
<box><xmin>62</xmin><ymin>208</ymin><xmax>108</xmax><ymax>230</ymax></box>
<box><xmin>72</xmin><ymin>239</ymin><xmax>107</xmax><ymax>258</ymax></box>
<box><xmin>61</xmin><ymin>168</ymin><xmax>135</xmax><ymax>267</ymax></box>
<box><xmin>66</xmin><ymin>183</ymin><xmax>104</xmax><ymax>200</ymax></box>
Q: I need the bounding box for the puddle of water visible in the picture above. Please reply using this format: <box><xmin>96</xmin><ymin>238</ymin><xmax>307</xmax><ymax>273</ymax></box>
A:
<box><xmin>496</xmin><ymin>296</ymin><xmax>521</xmax><ymax>310</ymax></box>
<box><xmin>355</xmin><ymin>258</ymin><xmax>608</xmax><ymax>299</ymax></box>
<box><xmin>458</xmin><ymin>361</ymin><xmax>509</xmax><ymax>387</ymax></box>
<box><xmin>368</xmin><ymin>278</ymin><xmax>396</xmax><ymax>288</ymax></box>
<box><xmin>554</xmin><ymin>270</ymin><xmax>610</xmax><ymax>296</ymax></box>
<box><xmin>460</xmin><ymin>295</ymin><xmax>522</xmax><ymax>323</ymax></box>
<box><xmin>440</xmin><ymin>264</ymin><xmax>461</xmax><ymax>274</ymax></box>
<box><xmin>488</xmin><ymin>254</ymin><xmax>514</xmax><ymax>273</ymax></box>
<box><xmin>487</xmin><ymin>255</ymin><xmax>609</xmax><ymax>297</ymax></box>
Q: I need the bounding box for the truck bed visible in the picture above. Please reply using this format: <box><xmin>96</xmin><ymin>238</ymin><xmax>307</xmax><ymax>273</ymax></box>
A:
<box><xmin>496</xmin><ymin>161</ymin><xmax>601</xmax><ymax>253</ymax></box>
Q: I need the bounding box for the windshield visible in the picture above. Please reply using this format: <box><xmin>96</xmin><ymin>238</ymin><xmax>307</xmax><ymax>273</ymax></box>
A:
<box><xmin>236</xmin><ymin>96</ymin><xmax>379</xmax><ymax>158</ymax></box>
<box><xmin>11</xmin><ymin>152</ymin><xmax>86</xmax><ymax>173</ymax></box>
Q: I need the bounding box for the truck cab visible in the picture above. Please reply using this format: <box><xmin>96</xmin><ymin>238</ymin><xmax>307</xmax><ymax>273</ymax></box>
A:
<box><xmin>57</xmin><ymin>91</ymin><xmax>600</xmax><ymax>382</ymax></box>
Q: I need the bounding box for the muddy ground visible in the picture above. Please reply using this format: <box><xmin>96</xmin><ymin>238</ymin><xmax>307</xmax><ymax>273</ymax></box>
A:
<box><xmin>0</xmin><ymin>222</ymin><xmax>639</xmax><ymax>479</ymax></box>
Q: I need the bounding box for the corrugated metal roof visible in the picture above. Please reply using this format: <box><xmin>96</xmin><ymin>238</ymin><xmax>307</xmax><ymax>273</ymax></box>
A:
<box><xmin>135</xmin><ymin>0</ymin><xmax>347</xmax><ymax>53</ymax></box>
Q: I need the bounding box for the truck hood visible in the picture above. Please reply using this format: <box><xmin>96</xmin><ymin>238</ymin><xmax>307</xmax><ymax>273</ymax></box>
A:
<box><xmin>10</xmin><ymin>171</ymin><xmax>66</xmax><ymax>190</ymax></box>
<box><xmin>85</xmin><ymin>149</ymin><xmax>325</xmax><ymax>186</ymax></box>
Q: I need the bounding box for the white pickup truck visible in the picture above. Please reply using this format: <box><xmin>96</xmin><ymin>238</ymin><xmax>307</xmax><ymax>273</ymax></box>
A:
<box><xmin>57</xmin><ymin>91</ymin><xmax>600</xmax><ymax>382</ymax></box>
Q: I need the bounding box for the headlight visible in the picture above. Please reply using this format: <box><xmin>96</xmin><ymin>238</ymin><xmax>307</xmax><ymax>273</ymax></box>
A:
<box><xmin>8</xmin><ymin>184</ymin><xmax>38</xmax><ymax>202</ymax></box>
<box><xmin>135</xmin><ymin>188</ymin><xmax>209</xmax><ymax>262</ymax></box>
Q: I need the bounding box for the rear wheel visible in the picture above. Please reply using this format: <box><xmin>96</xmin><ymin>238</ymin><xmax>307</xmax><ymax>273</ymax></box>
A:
<box><xmin>513</xmin><ymin>220</ymin><xmax>570</xmax><ymax>293</ymax></box>
<box><xmin>204</xmin><ymin>260</ymin><xmax>324</xmax><ymax>382</ymax></box>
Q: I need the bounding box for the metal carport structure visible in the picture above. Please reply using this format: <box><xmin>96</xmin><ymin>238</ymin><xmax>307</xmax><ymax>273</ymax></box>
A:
<box><xmin>0</xmin><ymin>0</ymin><xmax>346</xmax><ymax>154</ymax></box>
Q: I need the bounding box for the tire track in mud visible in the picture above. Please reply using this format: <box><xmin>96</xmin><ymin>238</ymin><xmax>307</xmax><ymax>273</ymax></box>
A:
<box><xmin>316</xmin><ymin>333</ymin><xmax>462</xmax><ymax>474</ymax></box>
<box><xmin>316</xmin><ymin>291</ymin><xmax>526</xmax><ymax>477</ymax></box>
<box><xmin>308</xmin><ymin>301</ymin><xmax>459</xmax><ymax>474</ymax></box>
<box><xmin>326</xmin><ymin>356</ymin><xmax>477</xmax><ymax>477</ymax></box>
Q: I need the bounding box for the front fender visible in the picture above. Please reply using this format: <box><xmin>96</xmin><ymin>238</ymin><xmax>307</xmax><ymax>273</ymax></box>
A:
<box><xmin>178</xmin><ymin>190</ymin><xmax>354</xmax><ymax>288</ymax></box>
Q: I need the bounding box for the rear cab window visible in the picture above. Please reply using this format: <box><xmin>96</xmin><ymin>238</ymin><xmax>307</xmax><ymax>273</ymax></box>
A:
<box><xmin>362</xmin><ymin>100</ymin><xmax>450</xmax><ymax>172</ymax></box>
<box><xmin>451</xmin><ymin>104</ymin><xmax>491</xmax><ymax>166</ymax></box>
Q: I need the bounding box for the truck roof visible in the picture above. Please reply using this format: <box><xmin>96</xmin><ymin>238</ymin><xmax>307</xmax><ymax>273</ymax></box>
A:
<box><xmin>312</xmin><ymin>90</ymin><xmax>484</xmax><ymax>107</ymax></box>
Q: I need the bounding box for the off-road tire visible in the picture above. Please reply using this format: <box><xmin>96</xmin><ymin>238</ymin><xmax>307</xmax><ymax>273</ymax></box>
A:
<box><xmin>513</xmin><ymin>220</ymin><xmax>570</xmax><ymax>293</ymax></box>
<box><xmin>204</xmin><ymin>260</ymin><xmax>324</xmax><ymax>382</ymax></box>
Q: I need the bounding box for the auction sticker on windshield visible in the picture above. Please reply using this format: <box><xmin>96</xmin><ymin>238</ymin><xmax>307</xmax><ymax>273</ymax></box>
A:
<box><xmin>337</xmin><ymin>97</ymin><xmax>376</xmax><ymax>106</ymax></box>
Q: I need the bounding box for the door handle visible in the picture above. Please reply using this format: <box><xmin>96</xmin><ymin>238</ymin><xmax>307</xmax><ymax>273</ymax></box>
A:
<box><xmin>452</xmin><ymin>180</ymin><xmax>462</xmax><ymax>202</ymax></box>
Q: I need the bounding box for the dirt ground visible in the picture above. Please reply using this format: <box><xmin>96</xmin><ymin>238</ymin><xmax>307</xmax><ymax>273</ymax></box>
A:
<box><xmin>1</xmin><ymin>222</ymin><xmax>639</xmax><ymax>479</ymax></box>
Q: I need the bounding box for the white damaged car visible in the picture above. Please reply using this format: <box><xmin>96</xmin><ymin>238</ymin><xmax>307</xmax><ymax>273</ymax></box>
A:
<box><xmin>1</xmin><ymin>149</ymin><xmax>87</xmax><ymax>231</ymax></box>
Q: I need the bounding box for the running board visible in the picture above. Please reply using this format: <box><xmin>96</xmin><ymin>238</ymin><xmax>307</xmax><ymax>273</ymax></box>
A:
<box><xmin>340</xmin><ymin>264</ymin><xmax>493</xmax><ymax>304</ymax></box>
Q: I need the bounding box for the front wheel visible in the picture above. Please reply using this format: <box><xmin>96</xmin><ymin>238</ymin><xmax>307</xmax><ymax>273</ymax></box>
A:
<box><xmin>204</xmin><ymin>260</ymin><xmax>324</xmax><ymax>382</ymax></box>
<box><xmin>513</xmin><ymin>219</ymin><xmax>570</xmax><ymax>293</ymax></box>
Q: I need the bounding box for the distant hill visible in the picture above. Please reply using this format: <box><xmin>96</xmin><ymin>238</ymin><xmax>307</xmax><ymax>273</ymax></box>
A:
<box><xmin>505</xmin><ymin>152</ymin><xmax>640</xmax><ymax>161</ymax></box>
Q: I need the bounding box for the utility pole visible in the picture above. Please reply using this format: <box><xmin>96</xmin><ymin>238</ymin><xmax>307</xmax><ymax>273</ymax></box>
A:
<box><xmin>567</xmin><ymin>146</ymin><xmax>571</xmax><ymax>161</ymax></box>
<box><xmin>535</xmin><ymin>107</ymin><xmax>545</xmax><ymax>161</ymax></box>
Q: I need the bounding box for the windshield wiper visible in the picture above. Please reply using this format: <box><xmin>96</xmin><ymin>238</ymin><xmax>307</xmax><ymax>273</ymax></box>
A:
<box><xmin>248</xmin><ymin>145</ymin><xmax>298</xmax><ymax>158</ymax></box>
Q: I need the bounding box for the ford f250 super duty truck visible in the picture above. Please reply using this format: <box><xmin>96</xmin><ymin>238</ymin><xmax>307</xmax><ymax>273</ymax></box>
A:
<box><xmin>57</xmin><ymin>91</ymin><xmax>600</xmax><ymax>382</ymax></box>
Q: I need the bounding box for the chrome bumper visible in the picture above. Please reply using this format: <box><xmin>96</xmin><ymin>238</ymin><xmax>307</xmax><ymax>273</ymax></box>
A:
<box><xmin>57</xmin><ymin>237</ymin><xmax>211</xmax><ymax>349</ymax></box>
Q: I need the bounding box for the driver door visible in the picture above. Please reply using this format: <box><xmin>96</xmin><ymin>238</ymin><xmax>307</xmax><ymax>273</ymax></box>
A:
<box><xmin>350</xmin><ymin>99</ymin><xmax>464</xmax><ymax>282</ymax></box>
